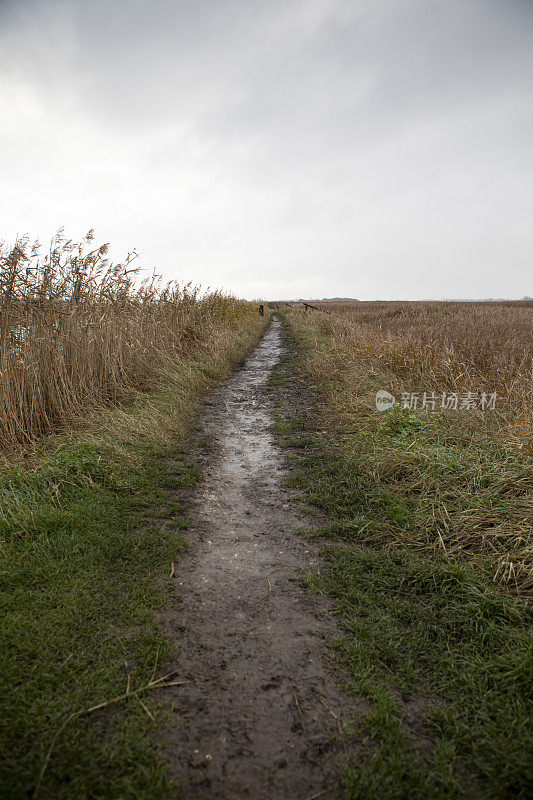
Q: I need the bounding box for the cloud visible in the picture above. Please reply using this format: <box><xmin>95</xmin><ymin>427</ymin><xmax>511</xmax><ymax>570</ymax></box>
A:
<box><xmin>1</xmin><ymin>0</ymin><xmax>532</xmax><ymax>299</ymax></box>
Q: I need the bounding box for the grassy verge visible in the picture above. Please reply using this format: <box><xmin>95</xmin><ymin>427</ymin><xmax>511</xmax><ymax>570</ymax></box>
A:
<box><xmin>0</xmin><ymin>317</ymin><xmax>268</xmax><ymax>799</ymax></box>
<box><xmin>271</xmin><ymin>314</ymin><xmax>532</xmax><ymax>800</ymax></box>
<box><xmin>281</xmin><ymin>310</ymin><xmax>532</xmax><ymax>597</ymax></box>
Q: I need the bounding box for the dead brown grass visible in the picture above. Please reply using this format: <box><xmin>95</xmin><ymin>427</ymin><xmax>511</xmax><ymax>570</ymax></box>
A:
<box><xmin>0</xmin><ymin>230</ymin><xmax>260</xmax><ymax>455</ymax></box>
<box><xmin>283</xmin><ymin>302</ymin><xmax>533</xmax><ymax>598</ymax></box>
<box><xmin>288</xmin><ymin>300</ymin><xmax>532</xmax><ymax>440</ymax></box>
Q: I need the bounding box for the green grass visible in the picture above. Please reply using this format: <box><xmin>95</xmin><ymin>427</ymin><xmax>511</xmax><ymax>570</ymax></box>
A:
<box><xmin>270</xmin><ymin>325</ymin><xmax>533</xmax><ymax>800</ymax></box>
<box><xmin>0</xmin><ymin>437</ymin><xmax>188</xmax><ymax>800</ymax></box>
<box><xmin>0</xmin><ymin>318</ymin><xmax>268</xmax><ymax>799</ymax></box>
<box><xmin>320</xmin><ymin>545</ymin><xmax>532</xmax><ymax>799</ymax></box>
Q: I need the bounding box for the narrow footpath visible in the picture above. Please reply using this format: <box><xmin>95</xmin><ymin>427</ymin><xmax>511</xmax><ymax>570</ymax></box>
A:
<box><xmin>159</xmin><ymin>317</ymin><xmax>359</xmax><ymax>800</ymax></box>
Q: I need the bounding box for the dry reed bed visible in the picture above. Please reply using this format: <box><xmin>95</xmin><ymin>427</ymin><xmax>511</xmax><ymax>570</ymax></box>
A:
<box><xmin>304</xmin><ymin>300</ymin><xmax>533</xmax><ymax>420</ymax></box>
<box><xmin>0</xmin><ymin>231</ymin><xmax>257</xmax><ymax>455</ymax></box>
<box><xmin>285</xmin><ymin>303</ymin><xmax>533</xmax><ymax>598</ymax></box>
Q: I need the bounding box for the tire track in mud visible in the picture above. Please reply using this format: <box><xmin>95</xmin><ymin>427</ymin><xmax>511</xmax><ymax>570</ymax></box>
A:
<box><xmin>160</xmin><ymin>317</ymin><xmax>359</xmax><ymax>800</ymax></box>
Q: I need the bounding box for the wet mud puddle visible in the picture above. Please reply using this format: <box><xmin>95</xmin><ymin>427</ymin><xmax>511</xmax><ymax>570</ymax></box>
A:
<box><xmin>161</xmin><ymin>318</ymin><xmax>354</xmax><ymax>800</ymax></box>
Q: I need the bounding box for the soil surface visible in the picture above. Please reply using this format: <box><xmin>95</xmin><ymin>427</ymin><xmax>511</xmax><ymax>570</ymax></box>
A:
<box><xmin>160</xmin><ymin>317</ymin><xmax>359</xmax><ymax>800</ymax></box>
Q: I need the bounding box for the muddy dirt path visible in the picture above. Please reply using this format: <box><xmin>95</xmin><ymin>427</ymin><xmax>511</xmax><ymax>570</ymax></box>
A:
<box><xmin>161</xmin><ymin>318</ymin><xmax>356</xmax><ymax>799</ymax></box>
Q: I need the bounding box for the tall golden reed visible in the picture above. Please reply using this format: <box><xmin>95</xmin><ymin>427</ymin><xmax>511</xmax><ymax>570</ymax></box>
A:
<box><xmin>0</xmin><ymin>230</ymin><xmax>255</xmax><ymax>453</ymax></box>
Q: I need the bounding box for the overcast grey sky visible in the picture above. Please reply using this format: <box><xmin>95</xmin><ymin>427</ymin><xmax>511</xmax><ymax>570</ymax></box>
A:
<box><xmin>1</xmin><ymin>0</ymin><xmax>532</xmax><ymax>299</ymax></box>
